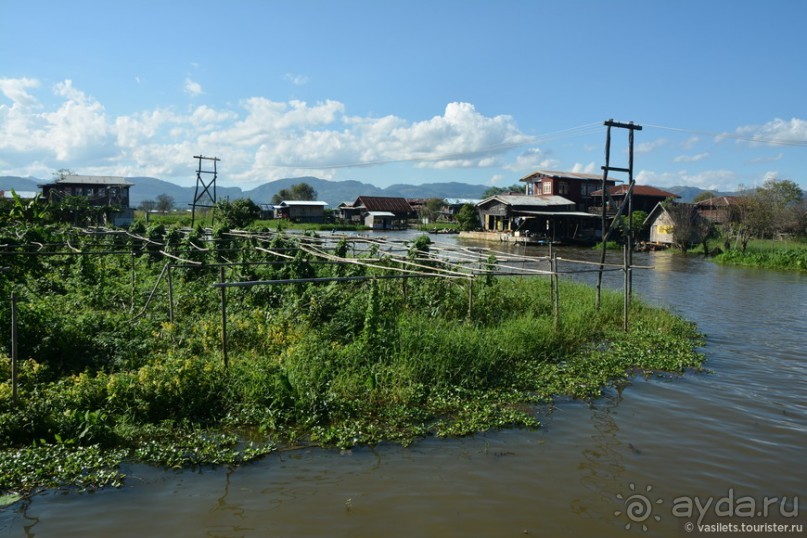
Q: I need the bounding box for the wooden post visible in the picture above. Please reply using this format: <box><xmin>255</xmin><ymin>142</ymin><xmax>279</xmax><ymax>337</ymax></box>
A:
<box><xmin>552</xmin><ymin>252</ymin><xmax>559</xmax><ymax>331</ymax></box>
<box><xmin>130</xmin><ymin>252</ymin><xmax>136</xmax><ymax>312</ymax></box>
<box><xmin>167</xmin><ymin>264</ymin><xmax>175</xmax><ymax>323</ymax></box>
<box><xmin>596</xmin><ymin>123</ymin><xmax>612</xmax><ymax>310</ymax></box>
<box><xmin>467</xmin><ymin>276</ymin><xmax>474</xmax><ymax>321</ymax></box>
<box><xmin>219</xmin><ymin>266</ymin><xmax>229</xmax><ymax>368</ymax></box>
<box><xmin>623</xmin><ymin>242</ymin><xmax>629</xmax><ymax>332</ymax></box>
<box><xmin>11</xmin><ymin>290</ymin><xmax>18</xmax><ymax>407</ymax></box>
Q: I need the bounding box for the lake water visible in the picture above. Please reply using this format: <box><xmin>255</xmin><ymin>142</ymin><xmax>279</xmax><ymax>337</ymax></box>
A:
<box><xmin>2</xmin><ymin>237</ymin><xmax>805</xmax><ymax>537</ymax></box>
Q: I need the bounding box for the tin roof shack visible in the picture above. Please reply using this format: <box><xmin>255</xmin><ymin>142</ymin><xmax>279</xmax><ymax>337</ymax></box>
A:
<box><xmin>274</xmin><ymin>200</ymin><xmax>328</xmax><ymax>223</ymax></box>
<box><xmin>39</xmin><ymin>174</ymin><xmax>134</xmax><ymax>227</ymax></box>
<box><xmin>365</xmin><ymin>211</ymin><xmax>396</xmax><ymax>230</ymax></box>
<box><xmin>519</xmin><ymin>170</ymin><xmax>618</xmax><ymax>211</ymax></box>
<box><xmin>344</xmin><ymin>196</ymin><xmax>414</xmax><ymax>229</ymax></box>
<box><xmin>590</xmin><ymin>184</ymin><xmax>680</xmax><ymax>215</ymax></box>
<box><xmin>644</xmin><ymin>202</ymin><xmax>710</xmax><ymax>250</ymax></box>
<box><xmin>476</xmin><ymin>194</ymin><xmax>600</xmax><ymax>244</ymax></box>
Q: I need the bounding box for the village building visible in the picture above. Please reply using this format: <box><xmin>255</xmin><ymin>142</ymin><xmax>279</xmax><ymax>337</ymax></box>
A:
<box><xmin>39</xmin><ymin>174</ymin><xmax>134</xmax><ymax>226</ymax></box>
<box><xmin>475</xmin><ymin>194</ymin><xmax>600</xmax><ymax>243</ymax></box>
<box><xmin>644</xmin><ymin>202</ymin><xmax>708</xmax><ymax>246</ymax></box>
<box><xmin>273</xmin><ymin>200</ymin><xmax>328</xmax><ymax>223</ymax></box>
<box><xmin>338</xmin><ymin>196</ymin><xmax>414</xmax><ymax>229</ymax></box>
<box><xmin>589</xmin><ymin>184</ymin><xmax>680</xmax><ymax>214</ymax></box>
<box><xmin>696</xmin><ymin>196</ymin><xmax>739</xmax><ymax>224</ymax></box>
<box><xmin>518</xmin><ymin>170</ymin><xmax>618</xmax><ymax>212</ymax></box>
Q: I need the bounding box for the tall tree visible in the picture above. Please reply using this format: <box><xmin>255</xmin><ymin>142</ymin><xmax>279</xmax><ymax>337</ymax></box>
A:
<box><xmin>663</xmin><ymin>201</ymin><xmax>711</xmax><ymax>253</ymax></box>
<box><xmin>455</xmin><ymin>203</ymin><xmax>480</xmax><ymax>231</ymax></box>
<box><xmin>156</xmin><ymin>194</ymin><xmax>175</xmax><ymax>214</ymax></box>
<box><xmin>52</xmin><ymin>168</ymin><xmax>76</xmax><ymax>181</ymax></box>
<box><xmin>419</xmin><ymin>197</ymin><xmax>445</xmax><ymax>223</ymax></box>
<box><xmin>214</xmin><ymin>198</ymin><xmax>261</xmax><ymax>228</ymax></box>
<box><xmin>271</xmin><ymin>182</ymin><xmax>317</xmax><ymax>204</ymax></box>
<box><xmin>482</xmin><ymin>184</ymin><xmax>523</xmax><ymax>198</ymax></box>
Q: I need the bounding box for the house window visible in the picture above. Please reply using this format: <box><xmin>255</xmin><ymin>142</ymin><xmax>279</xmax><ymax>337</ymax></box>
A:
<box><xmin>542</xmin><ymin>182</ymin><xmax>552</xmax><ymax>194</ymax></box>
<box><xmin>558</xmin><ymin>182</ymin><xmax>568</xmax><ymax>195</ymax></box>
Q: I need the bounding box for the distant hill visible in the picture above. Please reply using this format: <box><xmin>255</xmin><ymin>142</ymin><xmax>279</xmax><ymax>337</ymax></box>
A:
<box><xmin>665</xmin><ymin>185</ymin><xmax>737</xmax><ymax>203</ymax></box>
<box><xmin>0</xmin><ymin>176</ymin><xmax>40</xmax><ymax>193</ymax></box>
<box><xmin>0</xmin><ymin>175</ymin><xmax>489</xmax><ymax>207</ymax></box>
<box><xmin>0</xmin><ymin>174</ymin><xmax>733</xmax><ymax>207</ymax></box>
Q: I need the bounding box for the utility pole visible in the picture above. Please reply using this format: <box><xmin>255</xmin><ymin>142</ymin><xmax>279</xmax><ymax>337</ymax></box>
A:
<box><xmin>595</xmin><ymin>120</ymin><xmax>642</xmax><ymax>328</ymax></box>
<box><xmin>191</xmin><ymin>155</ymin><xmax>220</xmax><ymax>228</ymax></box>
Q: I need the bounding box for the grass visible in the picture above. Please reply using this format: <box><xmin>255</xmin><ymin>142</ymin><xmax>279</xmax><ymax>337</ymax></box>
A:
<box><xmin>712</xmin><ymin>238</ymin><xmax>807</xmax><ymax>272</ymax></box>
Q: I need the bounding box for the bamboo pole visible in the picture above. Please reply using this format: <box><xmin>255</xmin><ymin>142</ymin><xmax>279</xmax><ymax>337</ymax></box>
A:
<box><xmin>11</xmin><ymin>290</ymin><xmax>18</xmax><ymax>408</ymax></box>
<box><xmin>220</xmin><ymin>266</ymin><xmax>228</xmax><ymax>369</ymax></box>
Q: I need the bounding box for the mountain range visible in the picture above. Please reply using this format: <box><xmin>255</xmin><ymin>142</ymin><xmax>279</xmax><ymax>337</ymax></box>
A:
<box><xmin>0</xmin><ymin>175</ymin><xmax>730</xmax><ymax>207</ymax></box>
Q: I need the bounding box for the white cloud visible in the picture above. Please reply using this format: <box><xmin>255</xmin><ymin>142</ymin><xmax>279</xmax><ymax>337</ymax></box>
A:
<box><xmin>184</xmin><ymin>78</ymin><xmax>203</xmax><ymax>97</ymax></box>
<box><xmin>571</xmin><ymin>162</ymin><xmax>597</xmax><ymax>174</ymax></box>
<box><xmin>504</xmin><ymin>147</ymin><xmax>558</xmax><ymax>172</ymax></box>
<box><xmin>732</xmin><ymin>117</ymin><xmax>807</xmax><ymax>145</ymax></box>
<box><xmin>637</xmin><ymin>169</ymin><xmax>737</xmax><ymax>191</ymax></box>
<box><xmin>748</xmin><ymin>153</ymin><xmax>784</xmax><ymax>164</ymax></box>
<box><xmin>284</xmin><ymin>73</ymin><xmax>310</xmax><ymax>86</ymax></box>
<box><xmin>673</xmin><ymin>152</ymin><xmax>709</xmax><ymax>163</ymax></box>
<box><xmin>681</xmin><ymin>136</ymin><xmax>700</xmax><ymax>150</ymax></box>
<box><xmin>0</xmin><ymin>79</ymin><xmax>536</xmax><ymax>184</ymax></box>
<box><xmin>635</xmin><ymin>138</ymin><xmax>668</xmax><ymax>154</ymax></box>
<box><xmin>0</xmin><ymin>77</ymin><xmax>40</xmax><ymax>106</ymax></box>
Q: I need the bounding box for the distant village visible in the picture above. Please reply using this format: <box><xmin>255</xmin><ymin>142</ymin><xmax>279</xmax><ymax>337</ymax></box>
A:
<box><xmin>1</xmin><ymin>170</ymin><xmax>754</xmax><ymax>249</ymax></box>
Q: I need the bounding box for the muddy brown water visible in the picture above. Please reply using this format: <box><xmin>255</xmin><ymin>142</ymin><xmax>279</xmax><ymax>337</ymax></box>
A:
<box><xmin>2</xmin><ymin>244</ymin><xmax>805</xmax><ymax>537</ymax></box>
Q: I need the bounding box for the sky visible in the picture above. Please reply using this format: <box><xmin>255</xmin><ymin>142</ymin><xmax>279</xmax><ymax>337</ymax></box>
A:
<box><xmin>2</xmin><ymin>0</ymin><xmax>806</xmax><ymax>193</ymax></box>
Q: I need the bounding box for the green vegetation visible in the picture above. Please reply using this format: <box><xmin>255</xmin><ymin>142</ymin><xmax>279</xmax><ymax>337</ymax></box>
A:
<box><xmin>713</xmin><ymin>239</ymin><xmax>807</xmax><ymax>272</ymax></box>
<box><xmin>0</xmin><ymin>224</ymin><xmax>704</xmax><ymax>499</ymax></box>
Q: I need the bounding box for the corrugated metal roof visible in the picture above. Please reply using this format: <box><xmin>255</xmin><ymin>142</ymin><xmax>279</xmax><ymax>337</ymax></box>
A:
<box><xmin>519</xmin><ymin>170</ymin><xmax>609</xmax><ymax>183</ymax></box>
<box><xmin>278</xmin><ymin>200</ymin><xmax>328</xmax><ymax>206</ymax></box>
<box><xmin>480</xmin><ymin>194</ymin><xmax>575</xmax><ymax>207</ymax></box>
<box><xmin>354</xmin><ymin>196</ymin><xmax>413</xmax><ymax>213</ymax></box>
<box><xmin>54</xmin><ymin>174</ymin><xmax>133</xmax><ymax>186</ymax></box>
<box><xmin>519</xmin><ymin>211</ymin><xmax>600</xmax><ymax>218</ymax></box>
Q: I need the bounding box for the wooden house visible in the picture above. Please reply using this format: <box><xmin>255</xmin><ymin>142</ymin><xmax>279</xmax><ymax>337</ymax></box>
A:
<box><xmin>476</xmin><ymin>194</ymin><xmax>600</xmax><ymax>243</ymax></box>
<box><xmin>696</xmin><ymin>196</ymin><xmax>739</xmax><ymax>224</ymax></box>
<box><xmin>39</xmin><ymin>174</ymin><xmax>134</xmax><ymax>226</ymax></box>
<box><xmin>340</xmin><ymin>196</ymin><xmax>414</xmax><ymax>228</ymax></box>
<box><xmin>274</xmin><ymin>200</ymin><xmax>328</xmax><ymax>223</ymax></box>
<box><xmin>645</xmin><ymin>203</ymin><xmax>676</xmax><ymax>244</ymax></box>
<box><xmin>364</xmin><ymin>211</ymin><xmax>396</xmax><ymax>230</ymax></box>
<box><xmin>519</xmin><ymin>170</ymin><xmax>618</xmax><ymax>211</ymax></box>
<box><xmin>644</xmin><ymin>202</ymin><xmax>707</xmax><ymax>246</ymax></box>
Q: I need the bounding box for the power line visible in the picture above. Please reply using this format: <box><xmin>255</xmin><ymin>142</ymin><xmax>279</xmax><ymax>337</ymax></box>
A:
<box><xmin>644</xmin><ymin>123</ymin><xmax>807</xmax><ymax>147</ymax></box>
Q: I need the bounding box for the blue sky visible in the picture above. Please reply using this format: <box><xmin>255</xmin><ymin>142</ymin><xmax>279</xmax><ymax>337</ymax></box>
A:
<box><xmin>2</xmin><ymin>0</ymin><xmax>806</xmax><ymax>192</ymax></box>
